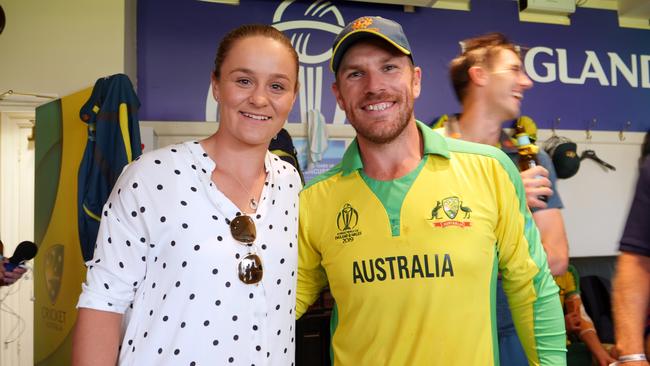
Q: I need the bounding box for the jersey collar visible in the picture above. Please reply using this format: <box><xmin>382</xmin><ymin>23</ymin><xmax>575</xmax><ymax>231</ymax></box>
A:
<box><xmin>341</xmin><ymin>120</ymin><xmax>451</xmax><ymax>176</ymax></box>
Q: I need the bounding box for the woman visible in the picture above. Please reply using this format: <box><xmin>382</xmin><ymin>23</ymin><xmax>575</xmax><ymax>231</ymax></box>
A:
<box><xmin>73</xmin><ymin>24</ymin><xmax>301</xmax><ymax>365</ymax></box>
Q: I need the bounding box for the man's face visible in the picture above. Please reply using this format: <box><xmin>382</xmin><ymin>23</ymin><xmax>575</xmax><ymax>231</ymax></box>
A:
<box><xmin>484</xmin><ymin>48</ymin><xmax>533</xmax><ymax>121</ymax></box>
<box><xmin>332</xmin><ymin>39</ymin><xmax>421</xmax><ymax>144</ymax></box>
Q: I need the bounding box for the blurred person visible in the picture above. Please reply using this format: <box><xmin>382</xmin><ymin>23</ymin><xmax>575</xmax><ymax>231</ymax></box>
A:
<box><xmin>444</xmin><ymin>32</ymin><xmax>570</xmax><ymax>365</ymax></box>
<box><xmin>612</xmin><ymin>130</ymin><xmax>650</xmax><ymax>366</ymax></box>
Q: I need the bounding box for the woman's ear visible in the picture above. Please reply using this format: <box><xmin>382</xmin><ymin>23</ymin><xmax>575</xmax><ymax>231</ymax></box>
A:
<box><xmin>211</xmin><ymin>73</ymin><xmax>220</xmax><ymax>102</ymax></box>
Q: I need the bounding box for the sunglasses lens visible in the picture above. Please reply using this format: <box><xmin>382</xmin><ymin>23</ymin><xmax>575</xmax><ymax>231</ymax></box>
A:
<box><xmin>230</xmin><ymin>215</ymin><xmax>256</xmax><ymax>244</ymax></box>
<box><xmin>238</xmin><ymin>253</ymin><xmax>263</xmax><ymax>284</ymax></box>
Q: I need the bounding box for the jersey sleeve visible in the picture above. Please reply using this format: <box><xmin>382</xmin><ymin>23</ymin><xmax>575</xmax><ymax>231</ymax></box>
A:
<box><xmin>77</xmin><ymin>163</ymin><xmax>149</xmax><ymax>314</ymax></box>
<box><xmin>295</xmin><ymin>190</ymin><xmax>329</xmax><ymax>319</ymax></box>
<box><xmin>492</xmin><ymin>153</ymin><xmax>567</xmax><ymax>365</ymax></box>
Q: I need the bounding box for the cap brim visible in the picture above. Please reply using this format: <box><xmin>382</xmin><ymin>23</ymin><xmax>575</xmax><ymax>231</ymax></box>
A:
<box><xmin>330</xmin><ymin>29</ymin><xmax>411</xmax><ymax>73</ymax></box>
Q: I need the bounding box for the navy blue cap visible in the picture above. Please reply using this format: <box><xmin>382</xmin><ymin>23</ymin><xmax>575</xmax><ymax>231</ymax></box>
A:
<box><xmin>331</xmin><ymin>16</ymin><xmax>413</xmax><ymax>73</ymax></box>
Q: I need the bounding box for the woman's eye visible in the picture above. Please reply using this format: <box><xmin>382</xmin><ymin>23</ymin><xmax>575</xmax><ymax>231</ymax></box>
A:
<box><xmin>236</xmin><ymin>79</ymin><xmax>252</xmax><ymax>86</ymax></box>
<box><xmin>271</xmin><ymin>83</ymin><xmax>285</xmax><ymax>91</ymax></box>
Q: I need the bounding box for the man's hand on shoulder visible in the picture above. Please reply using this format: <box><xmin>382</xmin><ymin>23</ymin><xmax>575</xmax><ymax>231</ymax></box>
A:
<box><xmin>520</xmin><ymin>165</ymin><xmax>553</xmax><ymax>209</ymax></box>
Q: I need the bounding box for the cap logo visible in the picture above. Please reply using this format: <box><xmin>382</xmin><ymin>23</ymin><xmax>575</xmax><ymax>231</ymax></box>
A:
<box><xmin>352</xmin><ymin>17</ymin><xmax>374</xmax><ymax>30</ymax></box>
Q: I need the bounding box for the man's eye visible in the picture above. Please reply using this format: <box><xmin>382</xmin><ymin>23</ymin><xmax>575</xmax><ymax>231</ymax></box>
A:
<box><xmin>347</xmin><ymin>71</ymin><xmax>362</xmax><ymax>79</ymax></box>
<box><xmin>383</xmin><ymin>65</ymin><xmax>397</xmax><ymax>72</ymax></box>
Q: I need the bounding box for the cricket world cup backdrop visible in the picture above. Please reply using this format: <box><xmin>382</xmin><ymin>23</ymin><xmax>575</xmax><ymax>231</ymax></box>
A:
<box><xmin>138</xmin><ymin>0</ymin><xmax>650</xmax><ymax>132</ymax></box>
<box><xmin>34</xmin><ymin>88</ymin><xmax>92</xmax><ymax>366</ymax></box>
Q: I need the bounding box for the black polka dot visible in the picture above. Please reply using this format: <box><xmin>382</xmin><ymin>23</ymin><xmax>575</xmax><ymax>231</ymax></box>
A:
<box><xmin>132</xmin><ymin>182</ymin><xmax>138</xmax><ymax>189</ymax></box>
<box><xmin>225</xmin><ymin>282</ymin><xmax>231</xmax><ymax>288</ymax></box>
<box><xmin>212</xmin><ymin>215</ymin><xmax>218</xmax><ymax>220</ymax></box>
<box><xmin>140</xmin><ymin>207</ymin><xmax>146</xmax><ymax>213</ymax></box>
<box><xmin>171</xmin><ymin>240</ymin><xmax>176</xmax><ymax>246</ymax></box>
<box><xmin>174</xmin><ymin>169</ymin><xmax>181</xmax><ymax>175</ymax></box>
<box><xmin>217</xmin><ymin>236</ymin><xmax>223</xmax><ymax>241</ymax></box>
<box><xmin>228</xmin><ymin>358</ymin><xmax>234</xmax><ymax>363</ymax></box>
<box><xmin>189</xmin><ymin>293</ymin><xmax>195</xmax><ymax>300</ymax></box>
<box><xmin>256</xmin><ymin>345</ymin><xmax>261</xmax><ymax>351</ymax></box>
<box><xmin>158</xmin><ymin>348</ymin><xmax>163</xmax><ymax>354</ymax></box>
<box><xmin>174</xmin><ymin>349</ymin><xmax>180</xmax><ymax>355</ymax></box>
<box><xmin>280</xmin><ymin>258</ymin><xmax>285</xmax><ymax>264</ymax></box>
<box><xmin>175</xmin><ymin>281</ymin><xmax>181</xmax><ymax>287</ymax></box>
<box><xmin>157</xmin><ymin>184</ymin><xmax>163</xmax><ymax>190</ymax></box>
<box><xmin>182</xmin><ymin>261</ymin><xmax>187</xmax><ymax>267</ymax></box>
<box><xmin>215</xmin><ymin>300</ymin><xmax>221</xmax><ymax>306</ymax></box>
<box><xmin>213</xmin><ymin>339</ymin><xmax>219</xmax><ymax>346</ymax></box>
<box><xmin>131</xmin><ymin>211</ymin><xmax>137</xmax><ymax>217</ymax></box>
<box><xmin>181</xmin><ymin>200</ymin><xmax>187</xmax><ymax>206</ymax></box>
<box><xmin>154</xmin><ymin>159</ymin><xmax>161</xmax><ymax>164</ymax></box>
<box><xmin>160</xmin><ymin>216</ymin><xmax>166</xmax><ymax>222</ymax></box>
<box><xmin>194</xmin><ymin>245</ymin><xmax>200</xmax><ymax>251</ymax></box>
<box><xmin>249</xmin><ymin>293</ymin><xmax>254</xmax><ymax>299</ymax></box>
<box><xmin>233</xmin><ymin>335</ymin><xmax>239</xmax><ymax>341</ymax></box>
<box><xmin>163</xmin><ymin>315</ymin><xmax>168</xmax><ymax>321</ymax></box>
<box><xmin>180</xmin><ymin>322</ymin><xmax>186</xmax><ymax>328</ymax></box>
<box><xmin>191</xmin><ymin>187</ymin><xmax>197</xmax><ymax>192</ymax></box>
<box><xmin>275</xmin><ymin>305</ymin><xmax>280</xmax><ymax>310</ymax></box>
<box><xmin>182</xmin><ymin>223</ymin><xmax>188</xmax><ymax>229</ymax></box>
<box><xmin>232</xmin><ymin>315</ymin><xmax>238</xmax><ymax>321</ymax></box>
<box><xmin>104</xmin><ymin>283</ymin><xmax>109</xmax><ymax>290</ymax></box>
<box><xmin>212</xmin><ymin>268</ymin><xmax>218</xmax><ymax>275</ymax></box>
<box><xmin>119</xmin><ymin>262</ymin><xmax>124</xmax><ymax>268</ymax></box>
<box><xmin>252</xmin><ymin>325</ymin><xmax>258</xmax><ymax>331</ymax></box>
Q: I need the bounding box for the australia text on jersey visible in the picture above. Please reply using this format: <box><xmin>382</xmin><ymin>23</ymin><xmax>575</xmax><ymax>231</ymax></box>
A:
<box><xmin>352</xmin><ymin>253</ymin><xmax>454</xmax><ymax>283</ymax></box>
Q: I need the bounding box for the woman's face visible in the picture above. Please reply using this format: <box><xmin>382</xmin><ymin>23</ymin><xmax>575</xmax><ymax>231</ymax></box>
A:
<box><xmin>212</xmin><ymin>35</ymin><xmax>298</xmax><ymax>148</ymax></box>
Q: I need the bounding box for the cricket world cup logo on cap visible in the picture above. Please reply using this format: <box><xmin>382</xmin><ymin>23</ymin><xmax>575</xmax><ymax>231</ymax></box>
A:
<box><xmin>272</xmin><ymin>0</ymin><xmax>347</xmax><ymax>124</ymax></box>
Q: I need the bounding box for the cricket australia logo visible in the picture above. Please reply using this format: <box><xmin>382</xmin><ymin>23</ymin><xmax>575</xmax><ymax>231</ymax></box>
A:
<box><xmin>429</xmin><ymin>196</ymin><xmax>472</xmax><ymax>228</ymax></box>
<box><xmin>335</xmin><ymin>203</ymin><xmax>362</xmax><ymax>244</ymax></box>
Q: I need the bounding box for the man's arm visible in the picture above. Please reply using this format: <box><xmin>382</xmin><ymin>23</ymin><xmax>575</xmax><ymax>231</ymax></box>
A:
<box><xmin>613</xmin><ymin>252</ymin><xmax>650</xmax><ymax>366</ymax></box>
<box><xmin>494</xmin><ymin>155</ymin><xmax>566</xmax><ymax>365</ymax></box>
<box><xmin>532</xmin><ymin>208</ymin><xmax>569</xmax><ymax>276</ymax></box>
<box><xmin>72</xmin><ymin>308</ymin><xmax>123</xmax><ymax>366</ymax></box>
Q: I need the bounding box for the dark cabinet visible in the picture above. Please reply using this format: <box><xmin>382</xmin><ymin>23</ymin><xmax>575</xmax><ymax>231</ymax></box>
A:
<box><xmin>295</xmin><ymin>290</ymin><xmax>334</xmax><ymax>366</ymax></box>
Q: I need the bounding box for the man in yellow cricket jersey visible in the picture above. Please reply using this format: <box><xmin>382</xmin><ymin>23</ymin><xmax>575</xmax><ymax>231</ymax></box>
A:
<box><xmin>296</xmin><ymin>16</ymin><xmax>566</xmax><ymax>365</ymax></box>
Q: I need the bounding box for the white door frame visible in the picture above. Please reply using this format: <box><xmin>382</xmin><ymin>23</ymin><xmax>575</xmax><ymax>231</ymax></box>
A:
<box><xmin>0</xmin><ymin>110</ymin><xmax>35</xmax><ymax>366</ymax></box>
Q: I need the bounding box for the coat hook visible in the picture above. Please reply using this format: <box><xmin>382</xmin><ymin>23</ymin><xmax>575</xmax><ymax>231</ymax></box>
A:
<box><xmin>619</xmin><ymin>121</ymin><xmax>632</xmax><ymax>141</ymax></box>
<box><xmin>586</xmin><ymin>118</ymin><xmax>596</xmax><ymax>141</ymax></box>
<box><xmin>551</xmin><ymin>117</ymin><xmax>560</xmax><ymax>137</ymax></box>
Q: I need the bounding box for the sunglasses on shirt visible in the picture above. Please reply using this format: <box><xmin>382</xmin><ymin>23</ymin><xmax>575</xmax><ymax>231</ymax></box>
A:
<box><xmin>229</xmin><ymin>215</ymin><xmax>263</xmax><ymax>285</ymax></box>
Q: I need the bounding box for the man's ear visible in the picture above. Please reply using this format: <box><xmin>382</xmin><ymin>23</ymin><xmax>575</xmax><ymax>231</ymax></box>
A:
<box><xmin>468</xmin><ymin>66</ymin><xmax>488</xmax><ymax>87</ymax></box>
<box><xmin>332</xmin><ymin>81</ymin><xmax>344</xmax><ymax>109</ymax></box>
<box><xmin>412</xmin><ymin>66</ymin><xmax>422</xmax><ymax>99</ymax></box>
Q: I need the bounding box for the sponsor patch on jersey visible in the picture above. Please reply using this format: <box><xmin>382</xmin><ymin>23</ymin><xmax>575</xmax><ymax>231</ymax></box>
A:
<box><xmin>335</xmin><ymin>203</ymin><xmax>362</xmax><ymax>244</ymax></box>
<box><xmin>428</xmin><ymin>196</ymin><xmax>472</xmax><ymax>228</ymax></box>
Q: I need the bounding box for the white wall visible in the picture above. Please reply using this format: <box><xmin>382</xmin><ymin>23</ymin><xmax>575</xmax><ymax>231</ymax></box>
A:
<box><xmin>0</xmin><ymin>0</ymin><xmax>136</xmax><ymax>99</ymax></box>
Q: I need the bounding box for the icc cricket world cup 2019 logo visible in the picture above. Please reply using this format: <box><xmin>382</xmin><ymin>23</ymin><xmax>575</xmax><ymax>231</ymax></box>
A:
<box><xmin>205</xmin><ymin>0</ymin><xmax>347</xmax><ymax>123</ymax></box>
<box><xmin>335</xmin><ymin>203</ymin><xmax>361</xmax><ymax>244</ymax></box>
<box><xmin>273</xmin><ymin>0</ymin><xmax>347</xmax><ymax>125</ymax></box>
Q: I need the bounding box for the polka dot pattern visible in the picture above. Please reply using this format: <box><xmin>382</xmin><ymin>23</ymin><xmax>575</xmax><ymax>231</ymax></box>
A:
<box><xmin>78</xmin><ymin>142</ymin><xmax>300</xmax><ymax>365</ymax></box>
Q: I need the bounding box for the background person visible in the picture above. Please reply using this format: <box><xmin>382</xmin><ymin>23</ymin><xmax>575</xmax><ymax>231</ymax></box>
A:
<box><xmin>445</xmin><ymin>32</ymin><xmax>570</xmax><ymax>365</ymax></box>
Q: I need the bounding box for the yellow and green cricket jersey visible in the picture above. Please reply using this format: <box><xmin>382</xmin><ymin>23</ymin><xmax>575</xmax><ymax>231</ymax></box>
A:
<box><xmin>297</xmin><ymin>121</ymin><xmax>565</xmax><ymax>366</ymax></box>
